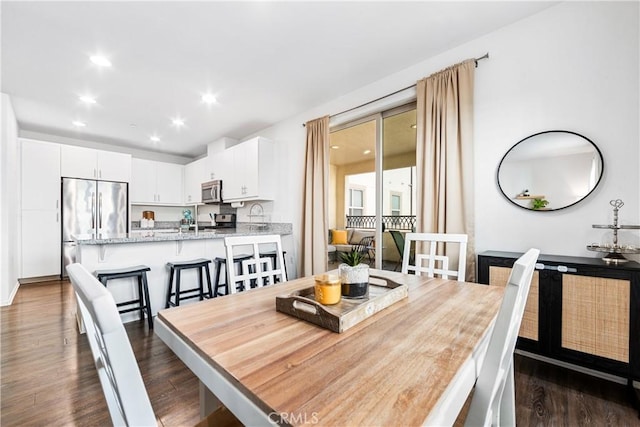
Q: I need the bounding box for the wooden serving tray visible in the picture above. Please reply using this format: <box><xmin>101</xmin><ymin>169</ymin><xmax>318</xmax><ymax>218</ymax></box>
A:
<box><xmin>275</xmin><ymin>275</ymin><xmax>408</xmax><ymax>333</ymax></box>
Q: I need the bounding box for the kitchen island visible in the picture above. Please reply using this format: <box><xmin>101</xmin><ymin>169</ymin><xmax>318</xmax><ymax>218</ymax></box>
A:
<box><xmin>73</xmin><ymin>223</ymin><xmax>293</xmax><ymax>323</ymax></box>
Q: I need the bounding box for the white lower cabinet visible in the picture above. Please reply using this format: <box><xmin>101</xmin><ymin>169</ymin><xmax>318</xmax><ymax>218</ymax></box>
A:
<box><xmin>21</xmin><ymin>210</ymin><xmax>61</xmax><ymax>278</ymax></box>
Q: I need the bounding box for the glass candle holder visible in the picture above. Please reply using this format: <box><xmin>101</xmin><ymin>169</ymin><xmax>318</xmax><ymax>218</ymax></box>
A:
<box><xmin>314</xmin><ymin>274</ymin><xmax>341</xmax><ymax>305</ymax></box>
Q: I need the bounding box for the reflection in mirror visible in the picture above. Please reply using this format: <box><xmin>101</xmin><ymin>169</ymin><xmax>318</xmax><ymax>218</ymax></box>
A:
<box><xmin>497</xmin><ymin>130</ymin><xmax>603</xmax><ymax>211</ymax></box>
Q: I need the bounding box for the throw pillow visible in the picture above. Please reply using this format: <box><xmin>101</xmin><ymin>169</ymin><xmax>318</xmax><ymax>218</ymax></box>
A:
<box><xmin>331</xmin><ymin>230</ymin><xmax>348</xmax><ymax>245</ymax></box>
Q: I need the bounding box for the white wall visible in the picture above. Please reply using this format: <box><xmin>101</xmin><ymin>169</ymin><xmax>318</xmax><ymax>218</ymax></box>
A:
<box><xmin>1</xmin><ymin>93</ymin><xmax>21</xmax><ymax>304</ymax></box>
<box><xmin>247</xmin><ymin>1</ymin><xmax>640</xmax><ymax>271</ymax></box>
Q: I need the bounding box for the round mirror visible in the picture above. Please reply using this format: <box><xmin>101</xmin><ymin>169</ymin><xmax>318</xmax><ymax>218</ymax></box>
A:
<box><xmin>497</xmin><ymin>130</ymin><xmax>604</xmax><ymax>211</ymax></box>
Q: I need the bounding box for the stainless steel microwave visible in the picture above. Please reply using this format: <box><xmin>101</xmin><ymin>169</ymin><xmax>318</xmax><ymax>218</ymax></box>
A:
<box><xmin>202</xmin><ymin>180</ymin><xmax>222</xmax><ymax>203</ymax></box>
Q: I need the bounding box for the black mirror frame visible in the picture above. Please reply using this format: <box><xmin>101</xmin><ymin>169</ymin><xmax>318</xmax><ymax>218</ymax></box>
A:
<box><xmin>496</xmin><ymin>130</ymin><xmax>604</xmax><ymax>212</ymax></box>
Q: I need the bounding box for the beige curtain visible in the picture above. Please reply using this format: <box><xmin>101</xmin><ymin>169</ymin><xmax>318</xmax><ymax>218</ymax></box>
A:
<box><xmin>416</xmin><ymin>59</ymin><xmax>476</xmax><ymax>280</ymax></box>
<box><xmin>301</xmin><ymin>116</ymin><xmax>330</xmax><ymax>276</ymax></box>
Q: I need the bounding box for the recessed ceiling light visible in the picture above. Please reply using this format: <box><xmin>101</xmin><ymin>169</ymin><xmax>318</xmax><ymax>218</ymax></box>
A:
<box><xmin>331</xmin><ymin>145</ymin><xmax>339</xmax><ymax>149</ymax></box>
<box><xmin>72</xmin><ymin>120</ymin><xmax>86</xmax><ymax>127</ymax></box>
<box><xmin>172</xmin><ymin>117</ymin><xmax>185</xmax><ymax>127</ymax></box>
<box><xmin>201</xmin><ymin>93</ymin><xmax>217</xmax><ymax>105</ymax></box>
<box><xmin>363</xmin><ymin>149</ymin><xmax>371</xmax><ymax>155</ymax></box>
<box><xmin>79</xmin><ymin>95</ymin><xmax>96</xmax><ymax>104</ymax></box>
<box><xmin>150</xmin><ymin>135</ymin><xmax>160</xmax><ymax>142</ymax></box>
<box><xmin>90</xmin><ymin>55</ymin><xmax>111</xmax><ymax>67</ymax></box>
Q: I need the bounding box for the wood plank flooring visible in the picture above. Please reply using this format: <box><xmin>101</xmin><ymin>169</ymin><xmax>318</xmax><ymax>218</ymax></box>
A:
<box><xmin>2</xmin><ymin>280</ymin><xmax>638</xmax><ymax>426</ymax></box>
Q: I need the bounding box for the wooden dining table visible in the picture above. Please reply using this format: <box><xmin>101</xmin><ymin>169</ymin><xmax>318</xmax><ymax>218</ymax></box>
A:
<box><xmin>155</xmin><ymin>269</ymin><xmax>505</xmax><ymax>426</ymax></box>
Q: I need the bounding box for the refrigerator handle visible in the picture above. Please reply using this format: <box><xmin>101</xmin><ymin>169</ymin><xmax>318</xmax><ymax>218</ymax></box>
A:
<box><xmin>91</xmin><ymin>192</ymin><xmax>96</xmax><ymax>231</ymax></box>
<box><xmin>98</xmin><ymin>192</ymin><xmax>103</xmax><ymax>229</ymax></box>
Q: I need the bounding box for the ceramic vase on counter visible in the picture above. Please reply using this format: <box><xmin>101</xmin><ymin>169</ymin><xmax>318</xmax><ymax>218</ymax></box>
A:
<box><xmin>339</xmin><ymin>263</ymin><xmax>369</xmax><ymax>299</ymax></box>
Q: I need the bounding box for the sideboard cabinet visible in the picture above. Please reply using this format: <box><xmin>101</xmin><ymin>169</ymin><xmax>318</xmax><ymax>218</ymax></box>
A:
<box><xmin>478</xmin><ymin>251</ymin><xmax>640</xmax><ymax>383</ymax></box>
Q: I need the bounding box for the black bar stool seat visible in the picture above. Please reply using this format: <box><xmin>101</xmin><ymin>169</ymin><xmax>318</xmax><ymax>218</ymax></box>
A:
<box><xmin>95</xmin><ymin>265</ymin><xmax>153</xmax><ymax>329</ymax></box>
<box><xmin>213</xmin><ymin>254</ymin><xmax>253</xmax><ymax>296</ymax></box>
<box><xmin>165</xmin><ymin>258</ymin><xmax>212</xmax><ymax>308</ymax></box>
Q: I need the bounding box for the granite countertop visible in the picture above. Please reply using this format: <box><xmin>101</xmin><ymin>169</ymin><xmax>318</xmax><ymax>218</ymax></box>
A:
<box><xmin>73</xmin><ymin>223</ymin><xmax>292</xmax><ymax>245</ymax></box>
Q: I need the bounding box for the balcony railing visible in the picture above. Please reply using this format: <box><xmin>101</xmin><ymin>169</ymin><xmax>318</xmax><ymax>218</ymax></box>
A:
<box><xmin>346</xmin><ymin>215</ymin><xmax>416</xmax><ymax>231</ymax></box>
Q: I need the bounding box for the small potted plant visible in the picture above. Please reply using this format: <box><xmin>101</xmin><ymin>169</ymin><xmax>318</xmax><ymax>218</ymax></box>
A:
<box><xmin>531</xmin><ymin>198</ymin><xmax>549</xmax><ymax>210</ymax></box>
<box><xmin>338</xmin><ymin>249</ymin><xmax>370</xmax><ymax>299</ymax></box>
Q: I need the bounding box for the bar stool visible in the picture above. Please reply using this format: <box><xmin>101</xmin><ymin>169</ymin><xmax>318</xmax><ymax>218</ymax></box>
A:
<box><xmin>212</xmin><ymin>255</ymin><xmax>252</xmax><ymax>296</ymax></box>
<box><xmin>95</xmin><ymin>265</ymin><xmax>153</xmax><ymax>329</ymax></box>
<box><xmin>258</xmin><ymin>250</ymin><xmax>287</xmax><ymax>284</ymax></box>
<box><xmin>165</xmin><ymin>258</ymin><xmax>212</xmax><ymax>308</ymax></box>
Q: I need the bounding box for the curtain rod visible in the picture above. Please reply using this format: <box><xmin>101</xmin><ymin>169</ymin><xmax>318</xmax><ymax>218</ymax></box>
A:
<box><xmin>303</xmin><ymin>52</ymin><xmax>489</xmax><ymax>127</ymax></box>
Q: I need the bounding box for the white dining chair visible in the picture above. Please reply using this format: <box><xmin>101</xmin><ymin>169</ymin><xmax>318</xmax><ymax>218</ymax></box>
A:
<box><xmin>68</xmin><ymin>263</ymin><xmax>243</xmax><ymax>426</ymax></box>
<box><xmin>224</xmin><ymin>234</ymin><xmax>287</xmax><ymax>294</ymax></box>
<box><xmin>66</xmin><ymin>263</ymin><xmax>157</xmax><ymax>427</ymax></box>
<box><xmin>401</xmin><ymin>232</ymin><xmax>468</xmax><ymax>279</ymax></box>
<box><xmin>464</xmin><ymin>248</ymin><xmax>540</xmax><ymax>426</ymax></box>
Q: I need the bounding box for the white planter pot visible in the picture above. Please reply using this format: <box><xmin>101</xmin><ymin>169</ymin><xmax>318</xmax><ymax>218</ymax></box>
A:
<box><xmin>339</xmin><ymin>263</ymin><xmax>370</xmax><ymax>298</ymax></box>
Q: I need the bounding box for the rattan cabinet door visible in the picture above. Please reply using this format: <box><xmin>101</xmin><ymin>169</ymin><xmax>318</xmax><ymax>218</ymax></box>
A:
<box><xmin>489</xmin><ymin>266</ymin><xmax>540</xmax><ymax>341</ymax></box>
<box><xmin>561</xmin><ymin>274</ymin><xmax>630</xmax><ymax>363</ymax></box>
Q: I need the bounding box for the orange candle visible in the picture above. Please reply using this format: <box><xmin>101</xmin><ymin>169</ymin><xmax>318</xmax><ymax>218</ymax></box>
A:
<box><xmin>314</xmin><ymin>274</ymin><xmax>341</xmax><ymax>305</ymax></box>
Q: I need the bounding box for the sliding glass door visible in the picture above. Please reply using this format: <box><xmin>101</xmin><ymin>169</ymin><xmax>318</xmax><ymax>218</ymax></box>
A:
<box><xmin>329</xmin><ymin>103</ymin><xmax>416</xmax><ymax>270</ymax></box>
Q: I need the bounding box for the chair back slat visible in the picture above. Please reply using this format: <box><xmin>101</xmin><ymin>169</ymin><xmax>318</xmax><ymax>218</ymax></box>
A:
<box><xmin>402</xmin><ymin>232</ymin><xmax>468</xmax><ymax>279</ymax></box>
<box><xmin>224</xmin><ymin>235</ymin><xmax>287</xmax><ymax>294</ymax></box>
<box><xmin>464</xmin><ymin>248</ymin><xmax>540</xmax><ymax>426</ymax></box>
<box><xmin>67</xmin><ymin>263</ymin><xmax>157</xmax><ymax>427</ymax></box>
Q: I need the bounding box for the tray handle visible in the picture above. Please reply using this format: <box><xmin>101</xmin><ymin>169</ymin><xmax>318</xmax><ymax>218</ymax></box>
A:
<box><xmin>292</xmin><ymin>298</ymin><xmax>319</xmax><ymax>315</ymax></box>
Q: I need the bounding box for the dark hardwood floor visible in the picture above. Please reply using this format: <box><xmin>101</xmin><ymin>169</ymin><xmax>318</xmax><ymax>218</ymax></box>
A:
<box><xmin>2</xmin><ymin>280</ymin><xmax>638</xmax><ymax>426</ymax></box>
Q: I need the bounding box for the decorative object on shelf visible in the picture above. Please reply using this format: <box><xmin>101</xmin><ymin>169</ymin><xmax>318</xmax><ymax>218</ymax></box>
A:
<box><xmin>497</xmin><ymin>130</ymin><xmax>604</xmax><ymax>211</ymax></box>
<box><xmin>180</xmin><ymin>209</ymin><xmax>194</xmax><ymax>230</ymax></box>
<box><xmin>531</xmin><ymin>198</ymin><xmax>549</xmax><ymax>210</ymax></box>
<box><xmin>587</xmin><ymin>199</ymin><xmax>640</xmax><ymax>264</ymax></box>
<box><xmin>339</xmin><ymin>249</ymin><xmax>370</xmax><ymax>298</ymax></box>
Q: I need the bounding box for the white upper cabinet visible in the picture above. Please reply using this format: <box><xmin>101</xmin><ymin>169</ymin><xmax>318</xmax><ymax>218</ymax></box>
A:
<box><xmin>206</xmin><ymin>149</ymin><xmax>229</xmax><ymax>182</ymax></box>
<box><xmin>97</xmin><ymin>150</ymin><xmax>132</xmax><ymax>182</ymax></box>
<box><xmin>184</xmin><ymin>157</ymin><xmax>207</xmax><ymax>203</ymax></box>
<box><xmin>21</xmin><ymin>139</ymin><xmax>61</xmax><ymax>211</ymax></box>
<box><xmin>60</xmin><ymin>145</ymin><xmax>131</xmax><ymax>182</ymax></box>
<box><xmin>222</xmin><ymin>137</ymin><xmax>275</xmax><ymax>202</ymax></box>
<box><xmin>131</xmin><ymin>158</ymin><xmax>183</xmax><ymax>205</ymax></box>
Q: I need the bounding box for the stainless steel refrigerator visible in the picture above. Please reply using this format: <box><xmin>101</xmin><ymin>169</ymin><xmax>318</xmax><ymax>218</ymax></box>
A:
<box><xmin>61</xmin><ymin>178</ymin><xmax>128</xmax><ymax>278</ymax></box>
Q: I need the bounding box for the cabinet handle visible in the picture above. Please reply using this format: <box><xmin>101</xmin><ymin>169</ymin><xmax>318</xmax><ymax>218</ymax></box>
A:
<box><xmin>94</xmin><ymin>168</ymin><xmax>97</xmax><ymax>178</ymax></box>
<box><xmin>536</xmin><ymin>263</ymin><xmax>577</xmax><ymax>273</ymax></box>
<box><xmin>56</xmin><ymin>212</ymin><xmax>59</xmax><ymax>222</ymax></box>
<box><xmin>99</xmin><ymin>170</ymin><xmax>102</xmax><ymax>179</ymax></box>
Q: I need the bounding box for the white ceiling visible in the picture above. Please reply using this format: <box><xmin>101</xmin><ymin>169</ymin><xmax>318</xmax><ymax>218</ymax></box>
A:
<box><xmin>1</xmin><ymin>1</ymin><xmax>556</xmax><ymax>159</ymax></box>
